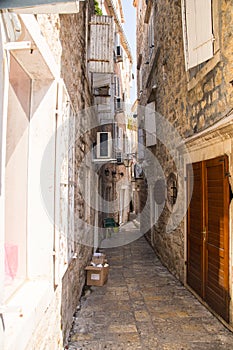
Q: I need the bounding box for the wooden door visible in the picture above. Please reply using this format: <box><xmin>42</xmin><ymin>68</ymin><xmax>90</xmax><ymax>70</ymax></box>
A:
<box><xmin>187</xmin><ymin>162</ymin><xmax>204</xmax><ymax>297</ymax></box>
<box><xmin>187</xmin><ymin>156</ymin><xmax>230</xmax><ymax>322</ymax></box>
<box><xmin>204</xmin><ymin>156</ymin><xmax>229</xmax><ymax>322</ymax></box>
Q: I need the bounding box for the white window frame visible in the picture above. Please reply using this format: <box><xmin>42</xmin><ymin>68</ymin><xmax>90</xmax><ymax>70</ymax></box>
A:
<box><xmin>114</xmin><ymin>75</ymin><xmax>120</xmax><ymax>98</ymax></box>
<box><xmin>97</xmin><ymin>132</ymin><xmax>112</xmax><ymax>159</ymax></box>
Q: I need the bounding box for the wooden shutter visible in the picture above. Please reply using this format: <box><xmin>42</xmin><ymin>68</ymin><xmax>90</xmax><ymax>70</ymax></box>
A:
<box><xmin>114</xmin><ymin>75</ymin><xmax>120</xmax><ymax>97</ymax></box>
<box><xmin>183</xmin><ymin>0</ymin><xmax>214</xmax><ymax>69</ymax></box>
<box><xmin>89</xmin><ymin>15</ymin><xmax>114</xmax><ymax>73</ymax></box>
<box><xmin>145</xmin><ymin>102</ymin><xmax>156</xmax><ymax>147</ymax></box>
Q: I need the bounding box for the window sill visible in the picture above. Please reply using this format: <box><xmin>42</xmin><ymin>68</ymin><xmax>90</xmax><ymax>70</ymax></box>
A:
<box><xmin>3</xmin><ymin>280</ymin><xmax>53</xmax><ymax>350</ymax></box>
<box><xmin>4</xmin><ymin>277</ymin><xmax>25</xmax><ymax>304</ymax></box>
<box><xmin>187</xmin><ymin>51</ymin><xmax>221</xmax><ymax>91</ymax></box>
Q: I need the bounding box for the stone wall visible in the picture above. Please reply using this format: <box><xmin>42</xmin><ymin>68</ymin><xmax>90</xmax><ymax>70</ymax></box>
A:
<box><xmin>36</xmin><ymin>14</ymin><xmax>62</xmax><ymax>66</ymax></box>
<box><xmin>60</xmin><ymin>1</ymin><xmax>96</xmax><ymax>344</ymax></box>
<box><xmin>137</xmin><ymin>0</ymin><xmax>233</xmax><ymax>281</ymax></box>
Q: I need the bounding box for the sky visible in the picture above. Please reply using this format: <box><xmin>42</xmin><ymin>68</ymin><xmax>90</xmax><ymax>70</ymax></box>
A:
<box><xmin>121</xmin><ymin>0</ymin><xmax>137</xmax><ymax>103</ymax></box>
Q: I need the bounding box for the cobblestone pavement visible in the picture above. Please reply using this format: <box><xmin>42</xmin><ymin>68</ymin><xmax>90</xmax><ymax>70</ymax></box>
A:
<box><xmin>67</xmin><ymin>225</ymin><xmax>233</xmax><ymax>350</ymax></box>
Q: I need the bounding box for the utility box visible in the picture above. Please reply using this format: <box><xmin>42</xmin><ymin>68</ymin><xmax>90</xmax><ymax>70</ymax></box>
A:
<box><xmin>85</xmin><ymin>265</ymin><xmax>109</xmax><ymax>286</ymax></box>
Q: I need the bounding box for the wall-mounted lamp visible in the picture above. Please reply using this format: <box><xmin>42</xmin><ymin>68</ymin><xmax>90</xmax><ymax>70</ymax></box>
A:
<box><xmin>167</xmin><ymin>172</ymin><xmax>178</xmax><ymax>206</ymax></box>
<box><xmin>171</xmin><ymin>181</ymin><xmax>177</xmax><ymax>205</ymax></box>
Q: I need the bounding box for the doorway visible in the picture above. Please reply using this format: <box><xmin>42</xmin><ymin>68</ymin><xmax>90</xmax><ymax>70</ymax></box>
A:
<box><xmin>187</xmin><ymin>155</ymin><xmax>230</xmax><ymax>322</ymax></box>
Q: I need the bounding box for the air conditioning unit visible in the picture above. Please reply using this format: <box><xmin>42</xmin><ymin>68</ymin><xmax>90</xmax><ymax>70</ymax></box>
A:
<box><xmin>93</xmin><ymin>85</ymin><xmax>110</xmax><ymax>96</ymax></box>
<box><xmin>116</xmin><ymin>45</ymin><xmax>123</xmax><ymax>62</ymax></box>
<box><xmin>134</xmin><ymin>163</ymin><xmax>144</xmax><ymax>178</ymax></box>
<box><xmin>116</xmin><ymin>152</ymin><xmax>123</xmax><ymax>164</ymax></box>
<box><xmin>96</xmin><ymin>132</ymin><xmax>112</xmax><ymax>158</ymax></box>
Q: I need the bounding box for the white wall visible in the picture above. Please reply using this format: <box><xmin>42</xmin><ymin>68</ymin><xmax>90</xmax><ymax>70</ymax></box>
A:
<box><xmin>0</xmin><ymin>16</ymin><xmax>8</xmax><ymax>350</ymax></box>
<box><xmin>27</xmin><ymin>79</ymin><xmax>57</xmax><ymax>280</ymax></box>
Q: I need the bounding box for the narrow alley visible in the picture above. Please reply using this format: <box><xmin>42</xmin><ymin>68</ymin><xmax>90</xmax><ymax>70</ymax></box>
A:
<box><xmin>67</xmin><ymin>223</ymin><xmax>233</xmax><ymax>350</ymax></box>
<box><xmin>1</xmin><ymin>0</ymin><xmax>233</xmax><ymax>349</ymax></box>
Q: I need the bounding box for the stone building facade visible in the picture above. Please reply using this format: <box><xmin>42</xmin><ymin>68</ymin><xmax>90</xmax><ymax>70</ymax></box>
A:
<box><xmin>0</xmin><ymin>1</ymin><xmax>100</xmax><ymax>349</ymax></box>
<box><xmin>135</xmin><ymin>0</ymin><xmax>233</xmax><ymax>327</ymax></box>
<box><xmin>90</xmin><ymin>0</ymin><xmax>134</xmax><ymax>230</ymax></box>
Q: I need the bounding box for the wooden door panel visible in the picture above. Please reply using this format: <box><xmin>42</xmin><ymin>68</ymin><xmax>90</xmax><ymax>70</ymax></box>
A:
<box><xmin>205</xmin><ymin>156</ymin><xmax>229</xmax><ymax>322</ymax></box>
<box><xmin>187</xmin><ymin>162</ymin><xmax>203</xmax><ymax>297</ymax></box>
<box><xmin>187</xmin><ymin>156</ymin><xmax>229</xmax><ymax>323</ymax></box>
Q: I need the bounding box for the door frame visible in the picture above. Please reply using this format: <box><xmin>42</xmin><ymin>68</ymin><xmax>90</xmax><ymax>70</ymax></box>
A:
<box><xmin>183</xmin><ymin>131</ymin><xmax>233</xmax><ymax>326</ymax></box>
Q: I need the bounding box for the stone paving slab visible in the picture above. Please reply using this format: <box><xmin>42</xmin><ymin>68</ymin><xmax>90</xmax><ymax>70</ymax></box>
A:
<box><xmin>67</xmin><ymin>234</ymin><xmax>233</xmax><ymax>350</ymax></box>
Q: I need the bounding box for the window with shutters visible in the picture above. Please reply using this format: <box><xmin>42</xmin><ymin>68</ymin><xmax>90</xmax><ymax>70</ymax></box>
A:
<box><xmin>181</xmin><ymin>0</ymin><xmax>218</xmax><ymax>71</ymax></box>
<box><xmin>114</xmin><ymin>75</ymin><xmax>120</xmax><ymax>97</ymax></box>
<box><xmin>97</xmin><ymin>132</ymin><xmax>112</xmax><ymax>158</ymax></box>
<box><xmin>89</xmin><ymin>15</ymin><xmax>114</xmax><ymax>74</ymax></box>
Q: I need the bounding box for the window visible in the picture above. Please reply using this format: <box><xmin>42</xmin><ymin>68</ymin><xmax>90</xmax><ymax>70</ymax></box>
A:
<box><xmin>114</xmin><ymin>75</ymin><xmax>120</xmax><ymax>97</ymax></box>
<box><xmin>97</xmin><ymin>132</ymin><xmax>112</xmax><ymax>158</ymax></box>
<box><xmin>114</xmin><ymin>97</ymin><xmax>122</xmax><ymax>112</ymax></box>
<box><xmin>182</xmin><ymin>0</ymin><xmax>214</xmax><ymax>70</ymax></box>
<box><xmin>4</xmin><ymin>55</ymin><xmax>31</xmax><ymax>300</ymax></box>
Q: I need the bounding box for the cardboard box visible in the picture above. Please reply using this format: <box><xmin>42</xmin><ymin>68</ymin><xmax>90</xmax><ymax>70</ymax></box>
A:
<box><xmin>85</xmin><ymin>265</ymin><xmax>109</xmax><ymax>286</ymax></box>
<box><xmin>91</xmin><ymin>253</ymin><xmax>106</xmax><ymax>265</ymax></box>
